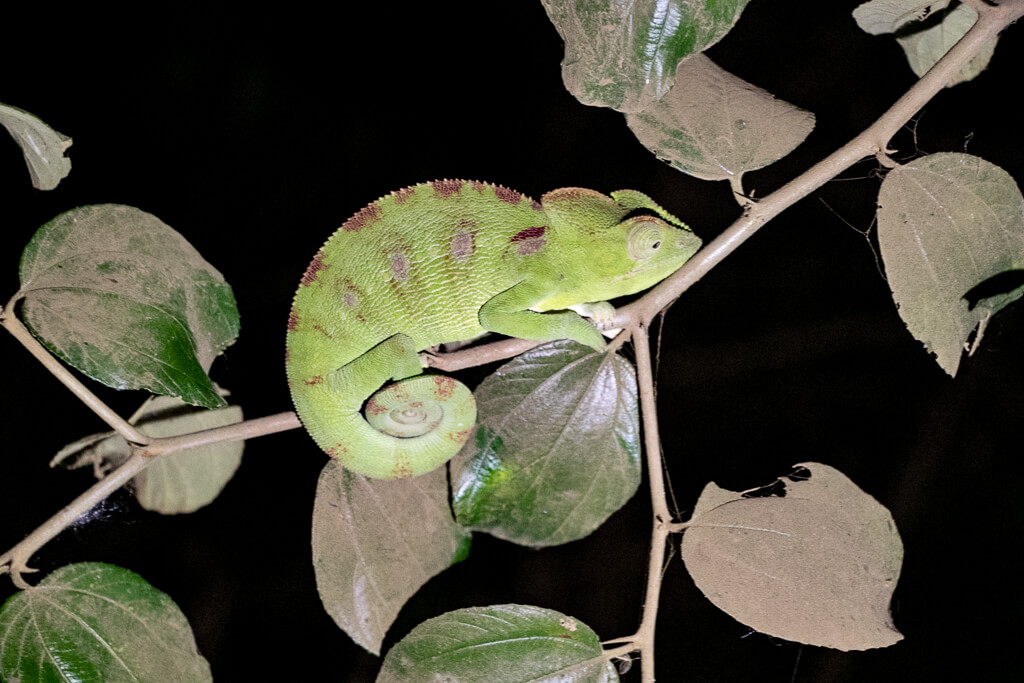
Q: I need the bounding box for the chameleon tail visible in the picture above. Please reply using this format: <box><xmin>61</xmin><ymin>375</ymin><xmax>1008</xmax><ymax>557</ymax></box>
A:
<box><xmin>293</xmin><ymin>335</ymin><xmax>476</xmax><ymax>479</ymax></box>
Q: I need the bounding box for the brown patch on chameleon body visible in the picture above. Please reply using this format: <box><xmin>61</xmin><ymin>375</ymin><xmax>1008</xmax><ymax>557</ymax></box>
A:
<box><xmin>447</xmin><ymin>427</ymin><xmax>473</xmax><ymax>443</ymax></box>
<box><xmin>365</xmin><ymin>397</ymin><xmax>386</xmax><ymax>416</ymax></box>
<box><xmin>312</xmin><ymin>323</ymin><xmax>333</xmax><ymax>337</ymax></box>
<box><xmin>391</xmin><ymin>459</ymin><xmax>414</xmax><ymax>479</ymax></box>
<box><xmin>432</xmin><ymin>179</ymin><xmax>463</xmax><ymax>198</ymax></box>
<box><xmin>471</xmin><ymin>180</ymin><xmax>486</xmax><ymax>194</ymax></box>
<box><xmin>342</xmin><ymin>202</ymin><xmax>382</xmax><ymax>232</ymax></box>
<box><xmin>531</xmin><ymin>199</ymin><xmax>543</xmax><ymax>211</ymax></box>
<box><xmin>300</xmin><ymin>250</ymin><xmax>329</xmax><ymax>287</ymax></box>
<box><xmin>450</xmin><ymin>229</ymin><xmax>476</xmax><ymax>261</ymax></box>
<box><xmin>390</xmin><ymin>253</ymin><xmax>410</xmax><ymax>281</ymax></box>
<box><xmin>287</xmin><ymin>311</ymin><xmax>300</xmax><ymax>332</ymax></box>
<box><xmin>510</xmin><ymin>226</ymin><xmax>548</xmax><ymax>255</ymax></box>
<box><xmin>432</xmin><ymin>375</ymin><xmax>458</xmax><ymax>399</ymax></box>
<box><xmin>494</xmin><ymin>185</ymin><xmax>522</xmax><ymax>205</ymax></box>
<box><xmin>304</xmin><ymin>375</ymin><xmax>324</xmax><ymax>386</ymax></box>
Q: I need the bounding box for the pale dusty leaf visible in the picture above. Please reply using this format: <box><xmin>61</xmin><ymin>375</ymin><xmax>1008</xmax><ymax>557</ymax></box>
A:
<box><xmin>0</xmin><ymin>102</ymin><xmax>72</xmax><ymax>190</ymax></box>
<box><xmin>540</xmin><ymin>0</ymin><xmax>750</xmax><ymax>112</ymax></box>
<box><xmin>852</xmin><ymin>0</ymin><xmax>950</xmax><ymax>35</ymax></box>
<box><xmin>681</xmin><ymin>463</ymin><xmax>904</xmax><ymax>651</ymax></box>
<box><xmin>625</xmin><ymin>54</ymin><xmax>815</xmax><ymax>181</ymax></box>
<box><xmin>0</xmin><ymin>563</ymin><xmax>211</xmax><ymax>682</ymax></box>
<box><xmin>312</xmin><ymin>460</ymin><xmax>471</xmax><ymax>655</ymax></box>
<box><xmin>451</xmin><ymin>340</ymin><xmax>640</xmax><ymax>547</ymax></box>
<box><xmin>50</xmin><ymin>396</ymin><xmax>244</xmax><ymax>514</ymax></box>
<box><xmin>377</xmin><ymin>604</ymin><xmax>618</xmax><ymax>682</ymax></box>
<box><xmin>17</xmin><ymin>205</ymin><xmax>240</xmax><ymax>408</ymax></box>
<box><xmin>896</xmin><ymin>4</ymin><xmax>994</xmax><ymax>86</ymax></box>
<box><xmin>877</xmin><ymin>153</ymin><xmax>1024</xmax><ymax>375</ymax></box>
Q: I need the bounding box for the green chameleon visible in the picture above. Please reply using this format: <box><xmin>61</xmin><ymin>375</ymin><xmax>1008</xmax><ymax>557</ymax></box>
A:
<box><xmin>286</xmin><ymin>180</ymin><xmax>701</xmax><ymax>479</ymax></box>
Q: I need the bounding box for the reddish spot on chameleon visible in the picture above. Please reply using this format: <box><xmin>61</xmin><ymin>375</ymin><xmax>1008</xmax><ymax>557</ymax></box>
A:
<box><xmin>391</xmin><ymin>458</ymin><xmax>414</xmax><ymax>479</ymax></box>
<box><xmin>304</xmin><ymin>375</ymin><xmax>323</xmax><ymax>386</ymax></box>
<box><xmin>365</xmin><ymin>397</ymin><xmax>386</xmax><ymax>415</ymax></box>
<box><xmin>391</xmin><ymin>253</ymin><xmax>410</xmax><ymax>281</ymax></box>
<box><xmin>510</xmin><ymin>226</ymin><xmax>548</xmax><ymax>255</ymax></box>
<box><xmin>287</xmin><ymin>311</ymin><xmax>300</xmax><ymax>332</ymax></box>
<box><xmin>450</xmin><ymin>230</ymin><xmax>475</xmax><ymax>260</ymax></box>
<box><xmin>342</xmin><ymin>202</ymin><xmax>381</xmax><ymax>232</ymax></box>
<box><xmin>531</xmin><ymin>199</ymin><xmax>543</xmax><ymax>211</ymax></box>
<box><xmin>495</xmin><ymin>185</ymin><xmax>522</xmax><ymax>205</ymax></box>
<box><xmin>300</xmin><ymin>250</ymin><xmax>329</xmax><ymax>286</ymax></box>
<box><xmin>471</xmin><ymin>180</ymin><xmax>486</xmax><ymax>194</ymax></box>
<box><xmin>313</xmin><ymin>323</ymin><xmax>332</xmax><ymax>337</ymax></box>
<box><xmin>432</xmin><ymin>375</ymin><xmax>458</xmax><ymax>400</ymax></box>
<box><xmin>447</xmin><ymin>427</ymin><xmax>472</xmax><ymax>443</ymax></box>
<box><xmin>432</xmin><ymin>179</ymin><xmax>463</xmax><ymax>198</ymax></box>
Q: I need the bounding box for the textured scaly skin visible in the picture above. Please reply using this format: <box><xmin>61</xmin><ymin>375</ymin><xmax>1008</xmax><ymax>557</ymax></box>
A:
<box><xmin>286</xmin><ymin>180</ymin><xmax>700</xmax><ymax>479</ymax></box>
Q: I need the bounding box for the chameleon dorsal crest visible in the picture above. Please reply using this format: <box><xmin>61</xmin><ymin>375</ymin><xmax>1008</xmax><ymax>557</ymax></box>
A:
<box><xmin>286</xmin><ymin>180</ymin><xmax>701</xmax><ymax>479</ymax></box>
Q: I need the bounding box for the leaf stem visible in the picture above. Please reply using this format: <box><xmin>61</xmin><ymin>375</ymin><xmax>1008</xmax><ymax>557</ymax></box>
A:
<box><xmin>1</xmin><ymin>411</ymin><xmax>300</xmax><ymax>587</ymax></box>
<box><xmin>1</xmin><ymin>297</ymin><xmax>149</xmax><ymax>445</ymax></box>
<box><xmin>618</xmin><ymin>0</ymin><xmax>1024</xmax><ymax>328</ymax></box>
<box><xmin>629</xmin><ymin>324</ymin><xmax>673</xmax><ymax>683</ymax></box>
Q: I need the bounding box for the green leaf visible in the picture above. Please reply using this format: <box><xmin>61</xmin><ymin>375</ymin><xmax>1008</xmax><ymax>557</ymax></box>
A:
<box><xmin>451</xmin><ymin>340</ymin><xmax>640</xmax><ymax>547</ymax></box>
<box><xmin>877</xmin><ymin>153</ymin><xmax>1024</xmax><ymax>375</ymax></box>
<box><xmin>0</xmin><ymin>562</ymin><xmax>211</xmax><ymax>682</ymax></box>
<box><xmin>541</xmin><ymin>0</ymin><xmax>750</xmax><ymax>112</ymax></box>
<box><xmin>852</xmin><ymin>1</ymin><xmax>995</xmax><ymax>86</ymax></box>
<box><xmin>625</xmin><ymin>54</ymin><xmax>815</xmax><ymax>181</ymax></box>
<box><xmin>16</xmin><ymin>204</ymin><xmax>240</xmax><ymax>408</ymax></box>
<box><xmin>377</xmin><ymin>604</ymin><xmax>618</xmax><ymax>683</ymax></box>
<box><xmin>52</xmin><ymin>395</ymin><xmax>244</xmax><ymax>514</ymax></box>
<box><xmin>0</xmin><ymin>102</ymin><xmax>72</xmax><ymax>190</ymax></box>
<box><xmin>312</xmin><ymin>460</ymin><xmax>471</xmax><ymax>655</ymax></box>
<box><xmin>681</xmin><ymin>463</ymin><xmax>904</xmax><ymax>651</ymax></box>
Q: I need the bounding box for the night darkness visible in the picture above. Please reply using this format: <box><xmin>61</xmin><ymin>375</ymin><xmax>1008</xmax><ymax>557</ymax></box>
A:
<box><xmin>2</xmin><ymin>2</ymin><xmax>1022</xmax><ymax>681</ymax></box>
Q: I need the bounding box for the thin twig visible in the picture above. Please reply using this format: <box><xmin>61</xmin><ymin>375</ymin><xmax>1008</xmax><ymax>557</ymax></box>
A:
<box><xmin>1</xmin><ymin>298</ymin><xmax>148</xmax><ymax>444</ymax></box>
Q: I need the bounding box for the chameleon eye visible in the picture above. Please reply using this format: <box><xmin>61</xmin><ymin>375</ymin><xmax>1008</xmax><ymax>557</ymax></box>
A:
<box><xmin>627</xmin><ymin>220</ymin><xmax>664</xmax><ymax>261</ymax></box>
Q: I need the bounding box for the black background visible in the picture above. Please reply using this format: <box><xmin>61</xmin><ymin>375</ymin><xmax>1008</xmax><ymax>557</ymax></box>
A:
<box><xmin>2</xmin><ymin>2</ymin><xmax>1022</xmax><ymax>681</ymax></box>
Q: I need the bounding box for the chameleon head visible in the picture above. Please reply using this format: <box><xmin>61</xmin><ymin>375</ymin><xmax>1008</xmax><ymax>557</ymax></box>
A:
<box><xmin>537</xmin><ymin>188</ymin><xmax>702</xmax><ymax>307</ymax></box>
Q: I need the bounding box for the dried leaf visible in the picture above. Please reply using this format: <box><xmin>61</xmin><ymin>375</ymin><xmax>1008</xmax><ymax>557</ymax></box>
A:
<box><xmin>0</xmin><ymin>102</ymin><xmax>72</xmax><ymax>190</ymax></box>
<box><xmin>312</xmin><ymin>461</ymin><xmax>471</xmax><ymax>655</ymax></box>
<box><xmin>877</xmin><ymin>153</ymin><xmax>1024</xmax><ymax>375</ymax></box>
<box><xmin>51</xmin><ymin>396</ymin><xmax>244</xmax><ymax>514</ymax></box>
<box><xmin>853</xmin><ymin>0</ymin><xmax>950</xmax><ymax>35</ymax></box>
<box><xmin>681</xmin><ymin>463</ymin><xmax>904</xmax><ymax>651</ymax></box>
<box><xmin>625</xmin><ymin>54</ymin><xmax>815</xmax><ymax>181</ymax></box>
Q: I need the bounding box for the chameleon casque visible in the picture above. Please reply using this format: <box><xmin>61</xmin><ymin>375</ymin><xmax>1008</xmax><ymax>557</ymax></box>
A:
<box><xmin>286</xmin><ymin>180</ymin><xmax>701</xmax><ymax>479</ymax></box>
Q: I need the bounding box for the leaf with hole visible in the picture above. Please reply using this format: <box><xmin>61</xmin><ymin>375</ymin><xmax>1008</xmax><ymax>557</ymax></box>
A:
<box><xmin>625</xmin><ymin>54</ymin><xmax>814</xmax><ymax>181</ymax></box>
<box><xmin>853</xmin><ymin>1</ymin><xmax>994</xmax><ymax>86</ymax></box>
<box><xmin>52</xmin><ymin>395</ymin><xmax>244</xmax><ymax>514</ymax></box>
<box><xmin>16</xmin><ymin>204</ymin><xmax>240</xmax><ymax>408</ymax></box>
<box><xmin>450</xmin><ymin>340</ymin><xmax>640</xmax><ymax>547</ymax></box>
<box><xmin>0</xmin><ymin>562</ymin><xmax>211</xmax><ymax>682</ymax></box>
<box><xmin>681</xmin><ymin>463</ymin><xmax>904</xmax><ymax>651</ymax></box>
<box><xmin>0</xmin><ymin>102</ymin><xmax>72</xmax><ymax>190</ymax></box>
<box><xmin>877</xmin><ymin>153</ymin><xmax>1024</xmax><ymax>375</ymax></box>
<box><xmin>540</xmin><ymin>0</ymin><xmax>750</xmax><ymax>112</ymax></box>
<box><xmin>312</xmin><ymin>460</ymin><xmax>471</xmax><ymax>655</ymax></box>
<box><xmin>376</xmin><ymin>604</ymin><xmax>617</xmax><ymax>682</ymax></box>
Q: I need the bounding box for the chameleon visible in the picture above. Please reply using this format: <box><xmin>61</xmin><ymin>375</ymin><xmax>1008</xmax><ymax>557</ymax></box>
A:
<box><xmin>286</xmin><ymin>180</ymin><xmax>701</xmax><ymax>479</ymax></box>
